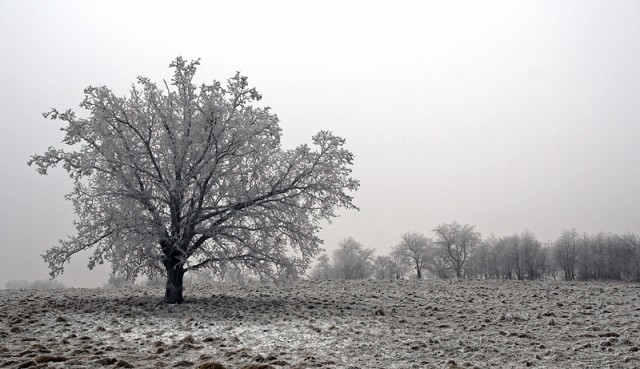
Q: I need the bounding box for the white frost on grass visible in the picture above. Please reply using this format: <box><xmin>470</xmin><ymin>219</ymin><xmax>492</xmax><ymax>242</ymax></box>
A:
<box><xmin>2</xmin><ymin>280</ymin><xmax>640</xmax><ymax>368</ymax></box>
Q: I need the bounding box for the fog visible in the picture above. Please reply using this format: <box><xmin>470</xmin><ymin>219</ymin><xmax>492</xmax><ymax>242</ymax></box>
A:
<box><xmin>1</xmin><ymin>0</ymin><xmax>639</xmax><ymax>288</ymax></box>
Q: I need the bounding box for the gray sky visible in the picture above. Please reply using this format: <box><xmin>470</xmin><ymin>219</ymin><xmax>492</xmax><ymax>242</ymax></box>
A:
<box><xmin>1</xmin><ymin>1</ymin><xmax>639</xmax><ymax>287</ymax></box>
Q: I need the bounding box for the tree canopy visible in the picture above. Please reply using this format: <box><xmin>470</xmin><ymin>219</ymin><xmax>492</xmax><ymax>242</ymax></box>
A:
<box><xmin>433</xmin><ymin>222</ymin><xmax>481</xmax><ymax>278</ymax></box>
<box><xmin>29</xmin><ymin>57</ymin><xmax>359</xmax><ymax>303</ymax></box>
<box><xmin>394</xmin><ymin>232</ymin><xmax>431</xmax><ymax>279</ymax></box>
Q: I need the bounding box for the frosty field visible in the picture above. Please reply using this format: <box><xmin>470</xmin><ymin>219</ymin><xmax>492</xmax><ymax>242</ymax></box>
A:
<box><xmin>1</xmin><ymin>279</ymin><xmax>639</xmax><ymax>369</ymax></box>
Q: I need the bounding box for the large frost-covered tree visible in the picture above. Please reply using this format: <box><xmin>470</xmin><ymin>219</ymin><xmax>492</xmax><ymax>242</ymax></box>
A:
<box><xmin>29</xmin><ymin>58</ymin><xmax>359</xmax><ymax>303</ymax></box>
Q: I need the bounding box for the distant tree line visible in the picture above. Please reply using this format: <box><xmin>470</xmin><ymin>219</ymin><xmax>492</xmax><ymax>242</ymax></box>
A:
<box><xmin>310</xmin><ymin>222</ymin><xmax>640</xmax><ymax>282</ymax></box>
<box><xmin>5</xmin><ymin>279</ymin><xmax>66</xmax><ymax>290</ymax></box>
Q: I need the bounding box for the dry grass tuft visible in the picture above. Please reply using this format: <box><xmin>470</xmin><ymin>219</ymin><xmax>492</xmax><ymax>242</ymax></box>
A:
<box><xmin>33</xmin><ymin>355</ymin><xmax>68</xmax><ymax>363</ymax></box>
<box><xmin>239</xmin><ymin>364</ymin><xmax>275</xmax><ymax>369</ymax></box>
<box><xmin>173</xmin><ymin>360</ymin><xmax>194</xmax><ymax>367</ymax></box>
<box><xmin>198</xmin><ymin>362</ymin><xmax>227</xmax><ymax>369</ymax></box>
<box><xmin>96</xmin><ymin>357</ymin><xmax>118</xmax><ymax>365</ymax></box>
<box><xmin>114</xmin><ymin>359</ymin><xmax>135</xmax><ymax>368</ymax></box>
<box><xmin>181</xmin><ymin>334</ymin><xmax>196</xmax><ymax>344</ymax></box>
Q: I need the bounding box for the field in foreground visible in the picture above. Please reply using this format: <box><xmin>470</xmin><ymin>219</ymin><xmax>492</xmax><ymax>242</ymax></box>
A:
<box><xmin>1</xmin><ymin>279</ymin><xmax>639</xmax><ymax>369</ymax></box>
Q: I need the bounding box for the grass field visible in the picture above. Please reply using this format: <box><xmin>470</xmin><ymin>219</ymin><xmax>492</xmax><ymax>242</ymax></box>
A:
<box><xmin>1</xmin><ymin>279</ymin><xmax>639</xmax><ymax>368</ymax></box>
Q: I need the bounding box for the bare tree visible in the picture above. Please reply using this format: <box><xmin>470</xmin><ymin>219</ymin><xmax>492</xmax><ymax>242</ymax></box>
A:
<box><xmin>520</xmin><ymin>230</ymin><xmax>543</xmax><ymax>280</ymax></box>
<box><xmin>574</xmin><ymin>232</ymin><xmax>640</xmax><ymax>281</ymax></box>
<box><xmin>494</xmin><ymin>231</ymin><xmax>544</xmax><ymax>280</ymax></box>
<box><xmin>391</xmin><ymin>248</ymin><xmax>412</xmax><ymax>279</ymax></box>
<box><xmin>433</xmin><ymin>222</ymin><xmax>481</xmax><ymax>278</ymax></box>
<box><xmin>29</xmin><ymin>58</ymin><xmax>359</xmax><ymax>303</ymax></box>
<box><xmin>621</xmin><ymin>233</ymin><xmax>640</xmax><ymax>280</ymax></box>
<box><xmin>502</xmin><ymin>234</ymin><xmax>524</xmax><ymax>280</ymax></box>
<box><xmin>554</xmin><ymin>229</ymin><xmax>578</xmax><ymax>281</ymax></box>
<box><xmin>480</xmin><ymin>235</ymin><xmax>501</xmax><ymax>279</ymax></box>
<box><xmin>491</xmin><ymin>236</ymin><xmax>511</xmax><ymax>279</ymax></box>
<box><xmin>575</xmin><ymin>232</ymin><xmax>593</xmax><ymax>280</ymax></box>
<box><xmin>538</xmin><ymin>242</ymin><xmax>552</xmax><ymax>277</ymax></box>
<box><xmin>394</xmin><ymin>232</ymin><xmax>431</xmax><ymax>279</ymax></box>
<box><xmin>467</xmin><ymin>237</ymin><xmax>496</xmax><ymax>279</ymax></box>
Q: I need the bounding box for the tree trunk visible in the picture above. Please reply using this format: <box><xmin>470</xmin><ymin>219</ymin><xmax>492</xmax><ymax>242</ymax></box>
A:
<box><xmin>164</xmin><ymin>256</ymin><xmax>185</xmax><ymax>304</ymax></box>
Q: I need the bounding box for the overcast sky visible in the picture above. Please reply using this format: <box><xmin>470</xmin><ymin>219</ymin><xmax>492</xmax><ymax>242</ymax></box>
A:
<box><xmin>1</xmin><ymin>1</ymin><xmax>639</xmax><ymax>287</ymax></box>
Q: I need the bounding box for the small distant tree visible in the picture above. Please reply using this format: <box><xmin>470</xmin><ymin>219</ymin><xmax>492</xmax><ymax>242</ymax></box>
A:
<box><xmin>576</xmin><ymin>232</ymin><xmax>595</xmax><ymax>280</ymax></box>
<box><xmin>310</xmin><ymin>253</ymin><xmax>333</xmax><ymax>280</ymax></box>
<box><xmin>554</xmin><ymin>229</ymin><xmax>578</xmax><ymax>281</ymax></box>
<box><xmin>621</xmin><ymin>233</ymin><xmax>640</xmax><ymax>280</ymax></box>
<box><xmin>331</xmin><ymin>237</ymin><xmax>374</xmax><ymax>280</ymax></box>
<box><xmin>394</xmin><ymin>232</ymin><xmax>431</xmax><ymax>279</ymax></box>
<box><xmin>433</xmin><ymin>222</ymin><xmax>481</xmax><ymax>278</ymax></box>
<box><xmin>467</xmin><ymin>238</ymin><xmax>494</xmax><ymax>279</ymax></box>
<box><xmin>503</xmin><ymin>234</ymin><xmax>524</xmax><ymax>280</ymax></box>
<box><xmin>29</xmin><ymin>58</ymin><xmax>359</xmax><ymax>303</ymax></box>
<box><xmin>373</xmin><ymin>256</ymin><xmax>394</xmax><ymax>280</ymax></box>
<box><xmin>520</xmin><ymin>230</ymin><xmax>543</xmax><ymax>279</ymax></box>
<box><xmin>373</xmin><ymin>251</ymin><xmax>409</xmax><ymax>280</ymax></box>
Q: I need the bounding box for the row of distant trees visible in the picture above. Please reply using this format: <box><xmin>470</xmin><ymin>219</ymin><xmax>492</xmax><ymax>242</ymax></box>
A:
<box><xmin>5</xmin><ymin>279</ymin><xmax>66</xmax><ymax>290</ymax></box>
<box><xmin>310</xmin><ymin>222</ymin><xmax>640</xmax><ymax>281</ymax></box>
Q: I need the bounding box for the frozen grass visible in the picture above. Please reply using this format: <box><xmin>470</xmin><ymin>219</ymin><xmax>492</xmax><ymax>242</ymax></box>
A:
<box><xmin>1</xmin><ymin>279</ymin><xmax>639</xmax><ymax>368</ymax></box>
